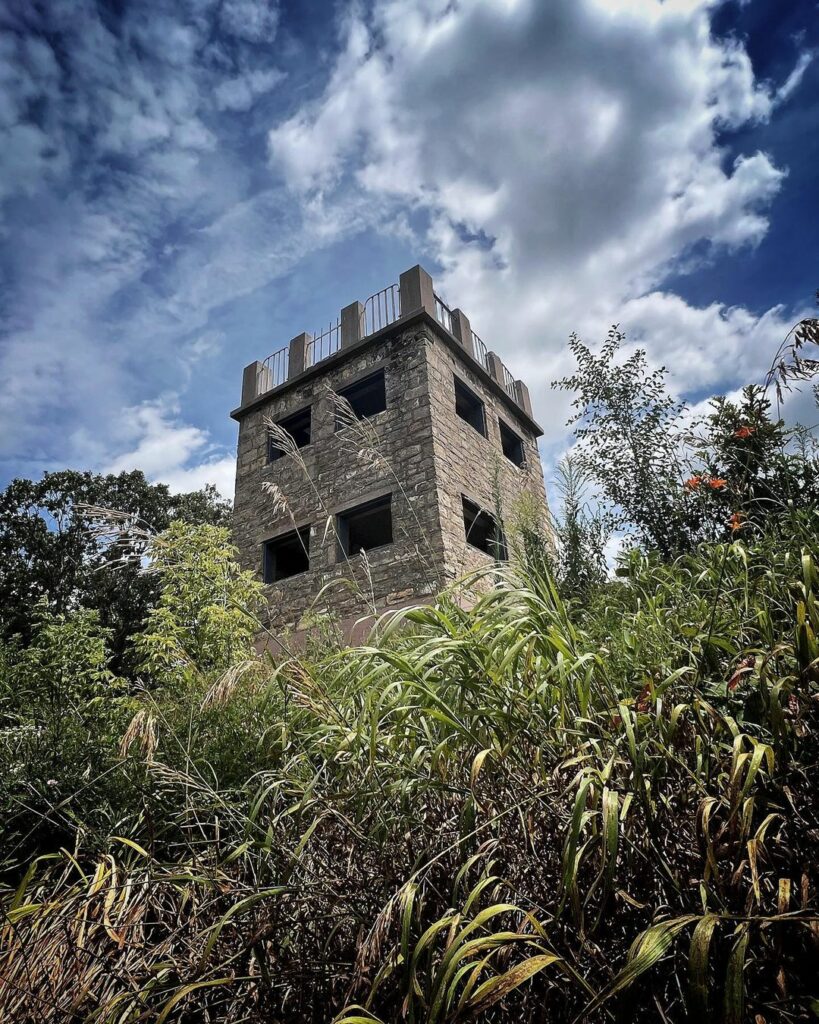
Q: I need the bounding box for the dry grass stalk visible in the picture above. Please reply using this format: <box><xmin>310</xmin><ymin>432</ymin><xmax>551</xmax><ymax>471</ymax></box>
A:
<box><xmin>119</xmin><ymin>708</ymin><xmax>158</xmax><ymax>761</ymax></box>
<box><xmin>201</xmin><ymin>659</ymin><xmax>266</xmax><ymax>709</ymax></box>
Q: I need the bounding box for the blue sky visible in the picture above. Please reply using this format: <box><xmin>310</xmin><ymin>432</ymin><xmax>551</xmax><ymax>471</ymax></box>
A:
<box><xmin>0</xmin><ymin>0</ymin><xmax>816</xmax><ymax>498</ymax></box>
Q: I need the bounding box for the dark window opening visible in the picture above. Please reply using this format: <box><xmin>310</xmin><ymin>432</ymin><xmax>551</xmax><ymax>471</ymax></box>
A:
<box><xmin>337</xmin><ymin>494</ymin><xmax>393</xmax><ymax>558</ymax></box>
<box><xmin>454</xmin><ymin>377</ymin><xmax>486</xmax><ymax>436</ymax></box>
<box><xmin>499</xmin><ymin>420</ymin><xmax>525</xmax><ymax>467</ymax></box>
<box><xmin>263</xmin><ymin>527</ymin><xmax>310</xmax><ymax>582</ymax></box>
<box><xmin>462</xmin><ymin>497</ymin><xmax>507</xmax><ymax>560</ymax></box>
<box><xmin>268</xmin><ymin>407</ymin><xmax>312</xmax><ymax>462</ymax></box>
<box><xmin>336</xmin><ymin>369</ymin><xmax>387</xmax><ymax>426</ymax></box>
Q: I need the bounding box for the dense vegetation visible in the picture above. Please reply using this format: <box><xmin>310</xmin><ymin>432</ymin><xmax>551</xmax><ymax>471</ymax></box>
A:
<box><xmin>1</xmin><ymin>328</ymin><xmax>818</xmax><ymax>1022</ymax></box>
<box><xmin>0</xmin><ymin>470</ymin><xmax>231</xmax><ymax>674</ymax></box>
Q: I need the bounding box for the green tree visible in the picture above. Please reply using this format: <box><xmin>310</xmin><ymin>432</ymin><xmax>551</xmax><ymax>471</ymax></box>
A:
<box><xmin>554</xmin><ymin>328</ymin><xmax>698</xmax><ymax>555</ymax></box>
<box><xmin>688</xmin><ymin>385</ymin><xmax>819</xmax><ymax>535</ymax></box>
<box><xmin>0</xmin><ymin>470</ymin><xmax>232</xmax><ymax>674</ymax></box>
<box><xmin>133</xmin><ymin>522</ymin><xmax>264</xmax><ymax>685</ymax></box>
<box><xmin>551</xmin><ymin>457</ymin><xmax>608</xmax><ymax>599</ymax></box>
<box><xmin>555</xmin><ymin>330</ymin><xmax>819</xmax><ymax>554</ymax></box>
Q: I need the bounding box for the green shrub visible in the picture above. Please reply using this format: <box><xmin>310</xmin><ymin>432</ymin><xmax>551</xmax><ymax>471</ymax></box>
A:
<box><xmin>1</xmin><ymin>515</ymin><xmax>817</xmax><ymax>1021</ymax></box>
<box><xmin>0</xmin><ymin>605</ymin><xmax>131</xmax><ymax>864</ymax></box>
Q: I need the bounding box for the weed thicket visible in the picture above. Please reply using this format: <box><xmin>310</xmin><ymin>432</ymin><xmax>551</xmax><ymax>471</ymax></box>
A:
<box><xmin>1</xmin><ymin>511</ymin><xmax>817</xmax><ymax>1022</ymax></box>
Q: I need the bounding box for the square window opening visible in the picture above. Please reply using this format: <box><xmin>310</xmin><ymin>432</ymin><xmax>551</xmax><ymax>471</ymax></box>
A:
<box><xmin>499</xmin><ymin>420</ymin><xmax>525</xmax><ymax>467</ymax></box>
<box><xmin>336</xmin><ymin>369</ymin><xmax>387</xmax><ymax>427</ymax></box>
<box><xmin>337</xmin><ymin>494</ymin><xmax>393</xmax><ymax>558</ymax></box>
<box><xmin>462</xmin><ymin>497</ymin><xmax>507</xmax><ymax>560</ymax></box>
<box><xmin>268</xmin><ymin>407</ymin><xmax>312</xmax><ymax>462</ymax></box>
<box><xmin>263</xmin><ymin>527</ymin><xmax>310</xmax><ymax>582</ymax></box>
<box><xmin>454</xmin><ymin>377</ymin><xmax>486</xmax><ymax>436</ymax></box>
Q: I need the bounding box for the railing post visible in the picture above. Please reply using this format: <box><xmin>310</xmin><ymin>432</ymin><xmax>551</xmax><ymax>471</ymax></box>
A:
<box><xmin>486</xmin><ymin>351</ymin><xmax>505</xmax><ymax>384</ymax></box>
<box><xmin>450</xmin><ymin>309</ymin><xmax>475</xmax><ymax>357</ymax></box>
<box><xmin>288</xmin><ymin>332</ymin><xmax>311</xmax><ymax>378</ymax></box>
<box><xmin>341</xmin><ymin>301</ymin><xmax>365</xmax><ymax>349</ymax></box>
<box><xmin>515</xmin><ymin>380</ymin><xmax>533</xmax><ymax>418</ymax></box>
<box><xmin>399</xmin><ymin>264</ymin><xmax>436</xmax><ymax>318</ymax></box>
<box><xmin>241</xmin><ymin>360</ymin><xmax>268</xmax><ymax>405</ymax></box>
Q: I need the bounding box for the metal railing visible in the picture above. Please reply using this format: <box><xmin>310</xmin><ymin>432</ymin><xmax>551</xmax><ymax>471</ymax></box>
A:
<box><xmin>364</xmin><ymin>283</ymin><xmax>401</xmax><ymax>336</ymax></box>
<box><xmin>434</xmin><ymin>293</ymin><xmax>452</xmax><ymax>333</ymax></box>
<box><xmin>306</xmin><ymin>319</ymin><xmax>341</xmax><ymax>368</ymax></box>
<box><xmin>253</xmin><ymin>276</ymin><xmax>527</xmax><ymax>415</ymax></box>
<box><xmin>502</xmin><ymin>364</ymin><xmax>517</xmax><ymax>399</ymax></box>
<box><xmin>470</xmin><ymin>329</ymin><xmax>515</xmax><ymax>393</ymax></box>
<box><xmin>260</xmin><ymin>345</ymin><xmax>289</xmax><ymax>392</ymax></box>
<box><xmin>471</xmin><ymin>330</ymin><xmax>490</xmax><ymax>372</ymax></box>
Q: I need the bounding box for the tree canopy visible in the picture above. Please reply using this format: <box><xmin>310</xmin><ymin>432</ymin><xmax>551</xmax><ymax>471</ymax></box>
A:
<box><xmin>0</xmin><ymin>469</ymin><xmax>232</xmax><ymax>674</ymax></box>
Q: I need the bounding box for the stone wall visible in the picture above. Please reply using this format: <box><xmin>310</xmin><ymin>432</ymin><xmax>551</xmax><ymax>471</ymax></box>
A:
<box><xmin>423</xmin><ymin>329</ymin><xmax>550</xmax><ymax>582</ymax></box>
<box><xmin>232</xmin><ymin>325</ymin><xmax>447</xmax><ymax>632</ymax></box>
<box><xmin>232</xmin><ymin>314</ymin><xmax>551</xmax><ymax>635</ymax></box>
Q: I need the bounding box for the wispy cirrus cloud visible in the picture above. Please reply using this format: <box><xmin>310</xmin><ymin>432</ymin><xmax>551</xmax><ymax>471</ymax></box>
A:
<box><xmin>0</xmin><ymin>0</ymin><xmax>306</xmax><ymax>492</ymax></box>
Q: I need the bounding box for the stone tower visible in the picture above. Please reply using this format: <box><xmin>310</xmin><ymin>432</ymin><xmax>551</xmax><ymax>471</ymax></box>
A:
<box><xmin>231</xmin><ymin>264</ymin><xmax>550</xmax><ymax>636</ymax></box>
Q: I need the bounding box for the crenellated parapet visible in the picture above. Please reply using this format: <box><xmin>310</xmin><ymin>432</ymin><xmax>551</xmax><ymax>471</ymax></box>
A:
<box><xmin>236</xmin><ymin>264</ymin><xmax>535</xmax><ymax>423</ymax></box>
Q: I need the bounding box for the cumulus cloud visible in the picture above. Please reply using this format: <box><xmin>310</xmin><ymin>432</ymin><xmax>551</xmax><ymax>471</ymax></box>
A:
<box><xmin>105</xmin><ymin>397</ymin><xmax>236</xmax><ymax>497</ymax></box>
<box><xmin>268</xmin><ymin>0</ymin><xmax>812</xmax><ymax>442</ymax></box>
<box><xmin>616</xmin><ymin>292</ymin><xmax>796</xmax><ymax>393</ymax></box>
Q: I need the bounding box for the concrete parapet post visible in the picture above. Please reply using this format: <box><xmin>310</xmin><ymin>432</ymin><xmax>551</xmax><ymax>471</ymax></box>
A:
<box><xmin>450</xmin><ymin>308</ymin><xmax>475</xmax><ymax>357</ymax></box>
<box><xmin>241</xmin><ymin>360</ymin><xmax>268</xmax><ymax>405</ymax></box>
<box><xmin>486</xmin><ymin>351</ymin><xmax>505</xmax><ymax>384</ymax></box>
<box><xmin>288</xmin><ymin>332</ymin><xmax>311</xmax><ymax>378</ymax></box>
<box><xmin>341</xmin><ymin>301</ymin><xmax>365</xmax><ymax>349</ymax></box>
<box><xmin>515</xmin><ymin>379</ymin><xmax>533</xmax><ymax>418</ymax></box>
<box><xmin>399</xmin><ymin>264</ymin><xmax>436</xmax><ymax>318</ymax></box>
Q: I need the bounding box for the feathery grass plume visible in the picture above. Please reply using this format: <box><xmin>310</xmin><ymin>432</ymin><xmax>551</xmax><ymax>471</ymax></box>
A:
<box><xmin>265</xmin><ymin>416</ymin><xmax>303</xmax><ymax>463</ymax></box>
<box><xmin>327</xmin><ymin>386</ymin><xmax>382</xmax><ymax>467</ymax></box>
<box><xmin>75</xmin><ymin>501</ymin><xmax>157</xmax><ymax>567</ymax></box>
<box><xmin>264</xmin><ymin>408</ymin><xmax>355</xmax><ymax>579</ymax></box>
<box><xmin>119</xmin><ymin>708</ymin><xmax>157</xmax><ymax>761</ymax></box>
<box><xmin>324</xmin><ymin>383</ymin><xmax>443</xmax><ymax>591</ymax></box>
<box><xmin>261</xmin><ymin>478</ymin><xmax>293</xmax><ymax>519</ymax></box>
<box><xmin>266</xmin><ymin>388</ymin><xmax>440</xmax><ymax>614</ymax></box>
<box><xmin>763</xmin><ymin>291</ymin><xmax>819</xmax><ymax>403</ymax></box>
<box><xmin>201</xmin><ymin>658</ymin><xmax>266</xmax><ymax>708</ymax></box>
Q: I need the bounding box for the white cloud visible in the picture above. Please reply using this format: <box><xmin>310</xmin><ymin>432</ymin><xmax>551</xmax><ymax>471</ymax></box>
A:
<box><xmin>267</xmin><ymin>0</ymin><xmax>812</xmax><ymax>443</ymax></box>
<box><xmin>104</xmin><ymin>397</ymin><xmax>235</xmax><ymax>498</ymax></box>
<box><xmin>0</xmin><ymin>0</ymin><xmax>813</xmax><ymax>497</ymax></box>
<box><xmin>160</xmin><ymin>457</ymin><xmax>236</xmax><ymax>497</ymax></box>
<box><xmin>615</xmin><ymin>291</ymin><xmax>812</xmax><ymax>395</ymax></box>
<box><xmin>219</xmin><ymin>0</ymin><xmax>280</xmax><ymax>43</ymax></box>
<box><xmin>774</xmin><ymin>51</ymin><xmax>814</xmax><ymax>107</ymax></box>
<box><xmin>213</xmin><ymin>68</ymin><xmax>286</xmax><ymax>112</ymax></box>
<box><xmin>0</xmin><ymin>0</ymin><xmax>316</xmax><ymax>487</ymax></box>
<box><xmin>185</xmin><ymin>330</ymin><xmax>226</xmax><ymax>363</ymax></box>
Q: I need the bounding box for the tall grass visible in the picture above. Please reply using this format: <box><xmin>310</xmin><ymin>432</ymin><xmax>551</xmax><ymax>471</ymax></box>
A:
<box><xmin>1</xmin><ymin>514</ymin><xmax>818</xmax><ymax>1021</ymax></box>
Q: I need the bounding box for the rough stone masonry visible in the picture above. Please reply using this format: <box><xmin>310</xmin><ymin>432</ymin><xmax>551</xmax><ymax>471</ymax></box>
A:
<box><xmin>231</xmin><ymin>264</ymin><xmax>550</xmax><ymax>637</ymax></box>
